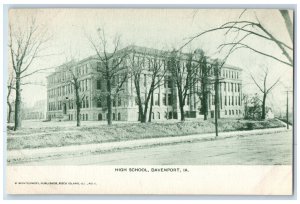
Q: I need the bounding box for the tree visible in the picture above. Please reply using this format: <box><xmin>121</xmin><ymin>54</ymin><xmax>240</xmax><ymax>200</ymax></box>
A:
<box><xmin>128</xmin><ymin>47</ymin><xmax>167</xmax><ymax>123</ymax></box>
<box><xmin>88</xmin><ymin>28</ymin><xmax>128</xmax><ymax>125</ymax></box>
<box><xmin>244</xmin><ymin>93</ymin><xmax>262</xmax><ymax>120</ymax></box>
<box><xmin>147</xmin><ymin>52</ymin><xmax>167</xmax><ymax>122</ymax></box>
<box><xmin>9</xmin><ymin>16</ymin><xmax>50</xmax><ymax>130</ymax></box>
<box><xmin>64</xmin><ymin>60</ymin><xmax>84</xmax><ymax>127</ymax></box>
<box><xmin>7</xmin><ymin>70</ymin><xmax>15</xmax><ymax>123</ymax></box>
<box><xmin>168</xmin><ymin>50</ymin><xmax>202</xmax><ymax>121</ymax></box>
<box><xmin>196</xmin><ymin>50</ymin><xmax>211</xmax><ymax>120</ymax></box>
<box><xmin>250</xmin><ymin>67</ymin><xmax>280</xmax><ymax>119</ymax></box>
<box><xmin>183</xmin><ymin>9</ymin><xmax>293</xmax><ymax>68</ymax></box>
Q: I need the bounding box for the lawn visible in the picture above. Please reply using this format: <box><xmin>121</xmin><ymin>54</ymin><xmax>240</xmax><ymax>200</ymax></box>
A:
<box><xmin>7</xmin><ymin>119</ymin><xmax>285</xmax><ymax>150</ymax></box>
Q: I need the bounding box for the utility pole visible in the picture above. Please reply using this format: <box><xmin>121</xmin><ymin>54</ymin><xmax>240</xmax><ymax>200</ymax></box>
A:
<box><xmin>285</xmin><ymin>90</ymin><xmax>292</xmax><ymax>129</ymax></box>
<box><xmin>214</xmin><ymin>66</ymin><xmax>220</xmax><ymax>137</ymax></box>
<box><xmin>286</xmin><ymin>90</ymin><xmax>289</xmax><ymax>129</ymax></box>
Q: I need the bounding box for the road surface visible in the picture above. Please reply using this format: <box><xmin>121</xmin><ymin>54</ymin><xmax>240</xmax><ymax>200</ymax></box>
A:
<box><xmin>20</xmin><ymin>130</ymin><xmax>293</xmax><ymax>165</ymax></box>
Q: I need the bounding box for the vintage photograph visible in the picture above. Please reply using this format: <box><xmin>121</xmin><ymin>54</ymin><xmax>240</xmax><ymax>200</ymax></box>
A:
<box><xmin>5</xmin><ymin>8</ymin><xmax>294</xmax><ymax>194</ymax></box>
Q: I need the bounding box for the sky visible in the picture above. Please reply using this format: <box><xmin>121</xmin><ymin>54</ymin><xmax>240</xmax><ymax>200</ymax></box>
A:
<box><xmin>8</xmin><ymin>8</ymin><xmax>293</xmax><ymax>112</ymax></box>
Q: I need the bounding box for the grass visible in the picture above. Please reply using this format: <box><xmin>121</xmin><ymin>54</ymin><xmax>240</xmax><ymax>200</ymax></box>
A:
<box><xmin>7</xmin><ymin>119</ymin><xmax>285</xmax><ymax>150</ymax></box>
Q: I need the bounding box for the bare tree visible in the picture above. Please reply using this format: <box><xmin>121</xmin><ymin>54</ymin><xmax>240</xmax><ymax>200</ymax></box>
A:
<box><xmin>250</xmin><ymin>67</ymin><xmax>281</xmax><ymax>119</ymax></box>
<box><xmin>9</xmin><ymin>16</ymin><xmax>50</xmax><ymax>130</ymax></box>
<box><xmin>63</xmin><ymin>60</ymin><xmax>84</xmax><ymax>127</ymax></box>
<box><xmin>183</xmin><ymin>9</ymin><xmax>293</xmax><ymax>68</ymax></box>
<box><xmin>147</xmin><ymin>52</ymin><xmax>167</xmax><ymax>122</ymax></box>
<box><xmin>88</xmin><ymin>28</ymin><xmax>128</xmax><ymax>125</ymax></box>
<box><xmin>168</xmin><ymin>50</ymin><xmax>202</xmax><ymax>121</ymax></box>
<box><xmin>128</xmin><ymin>47</ymin><xmax>167</xmax><ymax>123</ymax></box>
<box><xmin>7</xmin><ymin>70</ymin><xmax>15</xmax><ymax>123</ymax></box>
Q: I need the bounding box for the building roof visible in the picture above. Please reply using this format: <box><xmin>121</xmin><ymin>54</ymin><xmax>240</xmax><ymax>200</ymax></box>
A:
<box><xmin>47</xmin><ymin>45</ymin><xmax>242</xmax><ymax>78</ymax></box>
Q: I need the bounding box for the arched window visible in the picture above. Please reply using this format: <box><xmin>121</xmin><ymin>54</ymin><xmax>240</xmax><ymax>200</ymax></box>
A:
<box><xmin>98</xmin><ymin>113</ymin><xmax>102</xmax><ymax>121</ymax></box>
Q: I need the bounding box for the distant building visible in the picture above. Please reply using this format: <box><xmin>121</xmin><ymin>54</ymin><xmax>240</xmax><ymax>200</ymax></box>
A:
<box><xmin>46</xmin><ymin>45</ymin><xmax>243</xmax><ymax>121</ymax></box>
<box><xmin>22</xmin><ymin>100</ymin><xmax>47</xmax><ymax>120</ymax></box>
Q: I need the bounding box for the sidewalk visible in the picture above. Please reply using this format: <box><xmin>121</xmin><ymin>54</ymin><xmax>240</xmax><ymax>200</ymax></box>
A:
<box><xmin>7</xmin><ymin>127</ymin><xmax>291</xmax><ymax>164</ymax></box>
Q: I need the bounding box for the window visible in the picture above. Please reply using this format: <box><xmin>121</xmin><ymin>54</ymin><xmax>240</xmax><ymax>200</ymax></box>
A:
<box><xmin>163</xmin><ymin>94</ymin><xmax>166</xmax><ymax>105</ymax></box>
<box><xmin>86</xmin><ymin>96</ymin><xmax>89</xmax><ymax>108</ymax></box>
<box><xmin>231</xmin><ymin>83</ymin><xmax>233</xmax><ymax>92</ymax></box>
<box><xmin>168</xmin><ymin>94</ymin><xmax>173</xmax><ymax>106</ymax></box>
<box><xmin>98</xmin><ymin>113</ymin><xmax>103</xmax><ymax>121</ymax></box>
<box><xmin>225</xmin><ymin>96</ymin><xmax>227</xmax><ymax>106</ymax></box>
<box><xmin>232</xmin><ymin>96</ymin><xmax>234</xmax><ymax>105</ymax></box>
<box><xmin>155</xmin><ymin>93</ymin><xmax>160</xmax><ymax>106</ymax></box>
<box><xmin>82</xmin><ymin>98</ymin><xmax>86</xmax><ymax>108</ymax></box>
<box><xmin>157</xmin><ymin>112</ymin><xmax>160</xmax><ymax>119</ymax></box>
<box><xmin>229</xmin><ymin>110</ymin><xmax>231</xmax><ymax>115</ymax></box>
<box><xmin>238</xmin><ymin>84</ymin><xmax>240</xmax><ymax>92</ymax></box>
<box><xmin>97</xmin><ymin>62</ymin><xmax>101</xmax><ymax>72</ymax></box>
<box><xmin>236</xmin><ymin>110</ymin><xmax>238</xmax><ymax>115</ymax></box>
<box><xmin>152</xmin><ymin>112</ymin><xmax>154</xmax><ymax>119</ymax></box>
<box><xmin>97</xmin><ymin>100</ymin><xmax>102</xmax><ymax>108</ymax></box>
<box><xmin>212</xmin><ymin>95</ymin><xmax>215</xmax><ymax>105</ymax></box>
<box><xmin>97</xmin><ymin>80</ymin><xmax>101</xmax><ymax>90</ymax></box>
<box><xmin>224</xmin><ymin>83</ymin><xmax>226</xmax><ymax>91</ymax></box>
<box><xmin>118</xmin><ymin>113</ymin><xmax>121</xmax><ymax>121</ymax></box>
<box><xmin>144</xmin><ymin>74</ymin><xmax>147</xmax><ymax>87</ymax></box>
<box><xmin>118</xmin><ymin>97</ymin><xmax>121</xmax><ymax>106</ymax></box>
<box><xmin>113</xmin><ymin>98</ymin><xmax>116</xmax><ymax>107</ymax></box>
<box><xmin>235</xmin><ymin>83</ymin><xmax>237</xmax><ymax>92</ymax></box>
<box><xmin>232</xmin><ymin>110</ymin><xmax>234</xmax><ymax>115</ymax></box>
<box><xmin>164</xmin><ymin>76</ymin><xmax>167</xmax><ymax>88</ymax></box>
<box><xmin>113</xmin><ymin>113</ymin><xmax>116</xmax><ymax>120</ymax></box>
<box><xmin>167</xmin><ymin>76</ymin><xmax>172</xmax><ymax>88</ymax></box>
<box><xmin>225</xmin><ymin>110</ymin><xmax>227</xmax><ymax>115</ymax></box>
<box><xmin>86</xmin><ymin>114</ymin><xmax>88</xmax><ymax>121</ymax></box>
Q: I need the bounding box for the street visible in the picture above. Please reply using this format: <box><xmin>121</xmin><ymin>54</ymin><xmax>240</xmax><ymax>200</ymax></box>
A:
<box><xmin>19</xmin><ymin>130</ymin><xmax>292</xmax><ymax>165</ymax></box>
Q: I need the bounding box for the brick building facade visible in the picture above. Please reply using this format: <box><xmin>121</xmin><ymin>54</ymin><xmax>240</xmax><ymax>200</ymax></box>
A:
<box><xmin>46</xmin><ymin>45</ymin><xmax>243</xmax><ymax>121</ymax></box>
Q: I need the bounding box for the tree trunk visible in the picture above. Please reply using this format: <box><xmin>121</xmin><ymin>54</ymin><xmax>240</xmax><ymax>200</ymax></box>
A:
<box><xmin>214</xmin><ymin>74</ymin><xmax>219</xmax><ymax>137</ymax></box>
<box><xmin>203</xmin><ymin>91</ymin><xmax>208</xmax><ymax>120</ymax></box>
<box><xmin>261</xmin><ymin>94</ymin><xmax>267</xmax><ymax>120</ymax></box>
<box><xmin>142</xmin><ymin>102</ymin><xmax>148</xmax><ymax>123</ymax></box>
<box><xmin>7</xmin><ymin>102</ymin><xmax>12</xmax><ymax>123</ymax></box>
<box><xmin>106</xmin><ymin>79</ymin><xmax>112</xmax><ymax>125</ymax></box>
<box><xmin>178</xmin><ymin>94</ymin><xmax>185</xmax><ymax>121</ymax></box>
<box><xmin>148</xmin><ymin>91</ymin><xmax>154</xmax><ymax>122</ymax></box>
<box><xmin>14</xmin><ymin>75</ymin><xmax>22</xmax><ymax>131</ymax></box>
